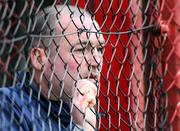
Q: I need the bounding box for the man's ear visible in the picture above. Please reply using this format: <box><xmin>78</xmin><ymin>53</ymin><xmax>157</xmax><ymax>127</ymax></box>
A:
<box><xmin>30</xmin><ymin>48</ymin><xmax>47</xmax><ymax>70</ymax></box>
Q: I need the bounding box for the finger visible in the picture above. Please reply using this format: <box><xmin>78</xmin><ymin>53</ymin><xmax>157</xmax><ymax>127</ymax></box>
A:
<box><xmin>76</xmin><ymin>84</ymin><xmax>91</xmax><ymax>97</ymax></box>
<box><xmin>73</xmin><ymin>89</ymin><xmax>96</xmax><ymax>108</ymax></box>
<box><xmin>78</xmin><ymin>79</ymin><xmax>97</xmax><ymax>95</ymax></box>
<box><xmin>76</xmin><ymin>86</ymin><xmax>90</xmax><ymax>96</ymax></box>
<box><xmin>83</xmin><ymin>92</ymin><xmax>96</xmax><ymax>108</ymax></box>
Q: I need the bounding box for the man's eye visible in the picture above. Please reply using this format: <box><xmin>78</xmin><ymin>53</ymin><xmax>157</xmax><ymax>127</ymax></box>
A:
<box><xmin>97</xmin><ymin>47</ymin><xmax>104</xmax><ymax>53</ymax></box>
<box><xmin>75</xmin><ymin>48</ymin><xmax>86</xmax><ymax>53</ymax></box>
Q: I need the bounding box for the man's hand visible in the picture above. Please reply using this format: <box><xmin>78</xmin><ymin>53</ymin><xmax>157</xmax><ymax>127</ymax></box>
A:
<box><xmin>72</xmin><ymin>79</ymin><xmax>97</xmax><ymax>130</ymax></box>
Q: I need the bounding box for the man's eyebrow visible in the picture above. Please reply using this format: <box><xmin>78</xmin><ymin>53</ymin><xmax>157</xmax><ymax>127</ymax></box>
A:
<box><xmin>73</xmin><ymin>41</ymin><xmax>106</xmax><ymax>47</ymax></box>
<box><xmin>74</xmin><ymin>41</ymin><xmax>88</xmax><ymax>46</ymax></box>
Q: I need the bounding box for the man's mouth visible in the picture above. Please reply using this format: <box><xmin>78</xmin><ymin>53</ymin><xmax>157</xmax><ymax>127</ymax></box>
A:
<box><xmin>84</xmin><ymin>74</ymin><xmax>99</xmax><ymax>83</ymax></box>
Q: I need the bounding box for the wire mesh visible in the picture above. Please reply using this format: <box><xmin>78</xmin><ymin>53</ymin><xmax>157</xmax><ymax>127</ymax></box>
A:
<box><xmin>0</xmin><ymin>0</ymin><xmax>179</xmax><ymax>131</ymax></box>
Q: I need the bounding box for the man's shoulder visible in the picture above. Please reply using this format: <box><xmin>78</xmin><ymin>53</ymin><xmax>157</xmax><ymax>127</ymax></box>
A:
<box><xmin>0</xmin><ymin>83</ymin><xmax>26</xmax><ymax>108</ymax></box>
<box><xmin>0</xmin><ymin>84</ymin><xmax>30</xmax><ymax>130</ymax></box>
<box><xmin>0</xmin><ymin>83</ymin><xmax>21</xmax><ymax>98</ymax></box>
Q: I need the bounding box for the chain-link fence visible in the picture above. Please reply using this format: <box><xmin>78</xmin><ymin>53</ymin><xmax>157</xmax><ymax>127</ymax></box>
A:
<box><xmin>0</xmin><ymin>0</ymin><xmax>179</xmax><ymax>131</ymax></box>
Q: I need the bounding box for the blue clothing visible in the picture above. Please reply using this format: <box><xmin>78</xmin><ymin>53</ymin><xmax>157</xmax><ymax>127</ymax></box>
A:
<box><xmin>0</xmin><ymin>72</ymin><xmax>82</xmax><ymax>131</ymax></box>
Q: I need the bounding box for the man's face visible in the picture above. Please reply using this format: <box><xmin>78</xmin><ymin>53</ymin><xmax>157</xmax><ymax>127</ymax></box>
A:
<box><xmin>45</xmin><ymin>15</ymin><xmax>105</xmax><ymax>100</ymax></box>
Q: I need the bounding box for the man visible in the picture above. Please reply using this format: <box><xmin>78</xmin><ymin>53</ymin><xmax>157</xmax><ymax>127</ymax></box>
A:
<box><xmin>0</xmin><ymin>5</ymin><xmax>105</xmax><ymax>131</ymax></box>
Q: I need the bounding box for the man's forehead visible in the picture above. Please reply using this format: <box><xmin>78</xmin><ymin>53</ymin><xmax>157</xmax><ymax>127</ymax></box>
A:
<box><xmin>52</xmin><ymin>10</ymin><xmax>105</xmax><ymax>46</ymax></box>
<box><xmin>59</xmin><ymin>12</ymin><xmax>99</xmax><ymax>29</ymax></box>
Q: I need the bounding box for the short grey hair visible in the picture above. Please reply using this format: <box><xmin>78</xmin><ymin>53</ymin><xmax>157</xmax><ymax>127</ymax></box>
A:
<box><xmin>31</xmin><ymin>5</ymin><xmax>92</xmax><ymax>57</ymax></box>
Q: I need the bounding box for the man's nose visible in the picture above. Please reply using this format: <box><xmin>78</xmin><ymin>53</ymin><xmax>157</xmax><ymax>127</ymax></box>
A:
<box><xmin>89</xmin><ymin>48</ymin><xmax>102</xmax><ymax>67</ymax></box>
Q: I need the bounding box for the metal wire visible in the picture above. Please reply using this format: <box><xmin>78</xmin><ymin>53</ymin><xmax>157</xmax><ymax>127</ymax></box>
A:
<box><xmin>0</xmin><ymin>24</ymin><xmax>155</xmax><ymax>44</ymax></box>
<box><xmin>0</xmin><ymin>0</ymin><xmax>179</xmax><ymax>131</ymax></box>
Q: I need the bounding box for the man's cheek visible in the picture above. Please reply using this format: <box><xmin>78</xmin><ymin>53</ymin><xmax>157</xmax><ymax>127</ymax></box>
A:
<box><xmin>68</xmin><ymin>59</ymin><xmax>79</xmax><ymax>73</ymax></box>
